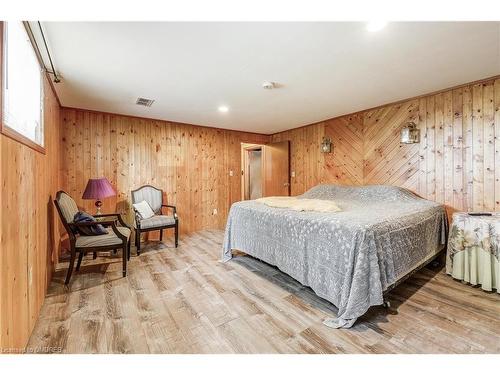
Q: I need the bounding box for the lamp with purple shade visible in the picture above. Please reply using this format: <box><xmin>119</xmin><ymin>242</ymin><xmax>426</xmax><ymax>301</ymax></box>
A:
<box><xmin>82</xmin><ymin>177</ymin><xmax>116</xmax><ymax>214</ymax></box>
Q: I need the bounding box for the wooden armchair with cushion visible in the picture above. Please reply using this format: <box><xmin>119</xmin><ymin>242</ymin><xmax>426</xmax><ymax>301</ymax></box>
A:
<box><xmin>54</xmin><ymin>191</ymin><xmax>131</xmax><ymax>284</ymax></box>
<box><xmin>131</xmin><ymin>185</ymin><xmax>179</xmax><ymax>254</ymax></box>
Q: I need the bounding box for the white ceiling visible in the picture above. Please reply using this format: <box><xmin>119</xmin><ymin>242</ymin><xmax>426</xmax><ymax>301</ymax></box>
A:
<box><xmin>42</xmin><ymin>22</ymin><xmax>500</xmax><ymax>134</ymax></box>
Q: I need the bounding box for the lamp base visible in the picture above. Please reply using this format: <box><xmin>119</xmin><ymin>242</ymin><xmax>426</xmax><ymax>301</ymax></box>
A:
<box><xmin>95</xmin><ymin>200</ymin><xmax>103</xmax><ymax>215</ymax></box>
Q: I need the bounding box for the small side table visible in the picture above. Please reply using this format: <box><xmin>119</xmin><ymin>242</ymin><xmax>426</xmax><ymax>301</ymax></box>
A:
<box><xmin>446</xmin><ymin>212</ymin><xmax>500</xmax><ymax>293</ymax></box>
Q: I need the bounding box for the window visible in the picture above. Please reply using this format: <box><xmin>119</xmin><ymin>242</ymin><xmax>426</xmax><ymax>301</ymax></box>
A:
<box><xmin>1</xmin><ymin>21</ymin><xmax>44</xmax><ymax>151</ymax></box>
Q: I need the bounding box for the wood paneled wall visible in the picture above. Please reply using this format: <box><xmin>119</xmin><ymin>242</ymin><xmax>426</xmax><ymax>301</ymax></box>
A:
<box><xmin>272</xmin><ymin>114</ymin><xmax>364</xmax><ymax>192</ymax></box>
<box><xmin>272</xmin><ymin>77</ymin><xmax>500</xmax><ymax>214</ymax></box>
<box><xmin>60</xmin><ymin>109</ymin><xmax>269</xmax><ymax>236</ymax></box>
<box><xmin>2</xmin><ymin>73</ymin><xmax>498</xmax><ymax>351</ymax></box>
<box><xmin>0</xmin><ymin>77</ymin><xmax>61</xmax><ymax>350</ymax></box>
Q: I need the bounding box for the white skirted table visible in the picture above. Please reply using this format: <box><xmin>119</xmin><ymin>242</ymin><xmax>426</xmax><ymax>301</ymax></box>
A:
<box><xmin>446</xmin><ymin>212</ymin><xmax>499</xmax><ymax>293</ymax></box>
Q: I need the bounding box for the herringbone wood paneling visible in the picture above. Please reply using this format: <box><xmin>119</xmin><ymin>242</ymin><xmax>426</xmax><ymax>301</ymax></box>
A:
<box><xmin>363</xmin><ymin>100</ymin><xmax>420</xmax><ymax>190</ymax></box>
<box><xmin>272</xmin><ymin>123</ymin><xmax>324</xmax><ymax>195</ymax></box>
<box><xmin>272</xmin><ymin>115</ymin><xmax>363</xmax><ymax>195</ymax></box>
<box><xmin>272</xmin><ymin>77</ymin><xmax>500</xmax><ymax>215</ymax></box>
<box><xmin>325</xmin><ymin>114</ymin><xmax>364</xmax><ymax>185</ymax></box>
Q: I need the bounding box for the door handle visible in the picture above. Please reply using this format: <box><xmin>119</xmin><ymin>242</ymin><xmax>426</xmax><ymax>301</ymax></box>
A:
<box><xmin>283</xmin><ymin>182</ymin><xmax>290</xmax><ymax>187</ymax></box>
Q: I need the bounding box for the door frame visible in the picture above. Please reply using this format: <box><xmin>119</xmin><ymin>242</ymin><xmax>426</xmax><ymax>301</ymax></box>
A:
<box><xmin>241</xmin><ymin>143</ymin><xmax>264</xmax><ymax>200</ymax></box>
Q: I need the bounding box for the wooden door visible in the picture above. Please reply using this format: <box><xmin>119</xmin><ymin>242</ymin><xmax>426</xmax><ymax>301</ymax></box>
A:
<box><xmin>262</xmin><ymin>141</ymin><xmax>290</xmax><ymax>197</ymax></box>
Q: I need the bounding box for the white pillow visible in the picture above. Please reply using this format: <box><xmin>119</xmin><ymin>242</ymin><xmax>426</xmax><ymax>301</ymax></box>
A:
<box><xmin>133</xmin><ymin>200</ymin><xmax>155</xmax><ymax>219</ymax></box>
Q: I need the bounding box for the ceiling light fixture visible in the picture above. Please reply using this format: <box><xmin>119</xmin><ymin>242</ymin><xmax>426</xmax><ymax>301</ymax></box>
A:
<box><xmin>366</xmin><ymin>21</ymin><xmax>387</xmax><ymax>32</ymax></box>
<box><xmin>400</xmin><ymin>122</ymin><xmax>420</xmax><ymax>144</ymax></box>
<box><xmin>262</xmin><ymin>81</ymin><xmax>275</xmax><ymax>90</ymax></box>
<box><xmin>218</xmin><ymin>105</ymin><xmax>229</xmax><ymax>113</ymax></box>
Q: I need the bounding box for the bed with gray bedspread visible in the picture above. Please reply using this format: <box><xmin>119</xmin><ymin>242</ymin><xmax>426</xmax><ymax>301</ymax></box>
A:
<box><xmin>222</xmin><ymin>184</ymin><xmax>447</xmax><ymax>328</ymax></box>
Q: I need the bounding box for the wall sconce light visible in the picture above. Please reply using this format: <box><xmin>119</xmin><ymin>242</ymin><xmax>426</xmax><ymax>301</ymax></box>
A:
<box><xmin>321</xmin><ymin>137</ymin><xmax>333</xmax><ymax>153</ymax></box>
<box><xmin>400</xmin><ymin>122</ymin><xmax>420</xmax><ymax>144</ymax></box>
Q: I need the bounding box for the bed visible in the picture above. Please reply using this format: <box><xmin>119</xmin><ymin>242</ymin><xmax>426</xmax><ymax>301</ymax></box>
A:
<box><xmin>222</xmin><ymin>184</ymin><xmax>447</xmax><ymax>328</ymax></box>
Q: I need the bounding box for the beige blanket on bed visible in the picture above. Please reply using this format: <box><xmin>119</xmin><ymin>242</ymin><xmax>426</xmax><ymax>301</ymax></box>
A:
<box><xmin>255</xmin><ymin>196</ymin><xmax>341</xmax><ymax>212</ymax></box>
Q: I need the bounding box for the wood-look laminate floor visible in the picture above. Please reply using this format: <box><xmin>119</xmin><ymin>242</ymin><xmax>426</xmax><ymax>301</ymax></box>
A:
<box><xmin>28</xmin><ymin>230</ymin><xmax>500</xmax><ymax>354</ymax></box>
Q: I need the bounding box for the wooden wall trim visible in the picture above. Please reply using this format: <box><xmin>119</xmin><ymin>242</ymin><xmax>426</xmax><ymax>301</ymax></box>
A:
<box><xmin>45</xmin><ymin>73</ymin><xmax>61</xmax><ymax>107</ymax></box>
<box><xmin>0</xmin><ymin>125</ymin><xmax>46</xmax><ymax>154</ymax></box>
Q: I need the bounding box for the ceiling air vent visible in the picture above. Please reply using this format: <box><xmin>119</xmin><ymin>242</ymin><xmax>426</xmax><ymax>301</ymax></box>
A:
<box><xmin>136</xmin><ymin>97</ymin><xmax>155</xmax><ymax>107</ymax></box>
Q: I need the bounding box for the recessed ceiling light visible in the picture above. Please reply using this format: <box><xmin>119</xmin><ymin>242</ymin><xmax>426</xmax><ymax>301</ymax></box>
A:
<box><xmin>262</xmin><ymin>81</ymin><xmax>275</xmax><ymax>89</ymax></box>
<box><xmin>218</xmin><ymin>105</ymin><xmax>229</xmax><ymax>113</ymax></box>
<box><xmin>366</xmin><ymin>21</ymin><xmax>387</xmax><ymax>32</ymax></box>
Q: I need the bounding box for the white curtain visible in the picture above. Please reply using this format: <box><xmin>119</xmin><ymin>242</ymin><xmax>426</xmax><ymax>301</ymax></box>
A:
<box><xmin>447</xmin><ymin>213</ymin><xmax>500</xmax><ymax>293</ymax></box>
<box><xmin>447</xmin><ymin>247</ymin><xmax>499</xmax><ymax>293</ymax></box>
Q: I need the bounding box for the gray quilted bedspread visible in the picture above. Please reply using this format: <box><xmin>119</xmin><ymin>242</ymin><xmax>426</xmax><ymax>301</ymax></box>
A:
<box><xmin>222</xmin><ymin>184</ymin><xmax>447</xmax><ymax>328</ymax></box>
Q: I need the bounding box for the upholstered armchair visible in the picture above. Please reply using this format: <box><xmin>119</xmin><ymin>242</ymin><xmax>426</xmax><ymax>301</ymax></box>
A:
<box><xmin>131</xmin><ymin>185</ymin><xmax>179</xmax><ymax>254</ymax></box>
<box><xmin>54</xmin><ymin>191</ymin><xmax>131</xmax><ymax>284</ymax></box>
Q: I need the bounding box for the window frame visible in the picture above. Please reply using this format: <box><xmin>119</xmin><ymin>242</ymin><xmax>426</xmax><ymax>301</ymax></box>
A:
<box><xmin>0</xmin><ymin>21</ymin><xmax>46</xmax><ymax>154</ymax></box>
